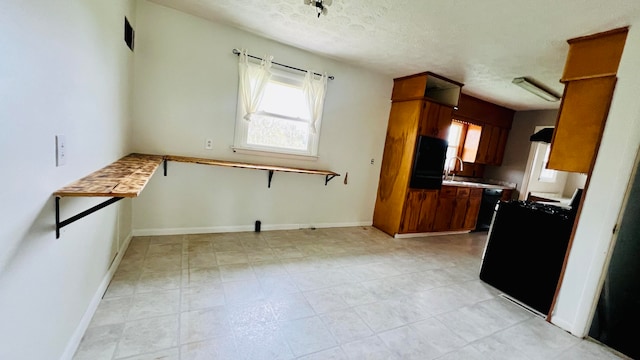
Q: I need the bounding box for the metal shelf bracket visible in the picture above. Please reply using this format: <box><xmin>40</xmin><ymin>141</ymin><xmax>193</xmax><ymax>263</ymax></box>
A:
<box><xmin>268</xmin><ymin>170</ymin><xmax>274</xmax><ymax>188</ymax></box>
<box><xmin>55</xmin><ymin>196</ymin><xmax>124</xmax><ymax>238</ymax></box>
<box><xmin>325</xmin><ymin>174</ymin><xmax>338</xmax><ymax>185</ymax></box>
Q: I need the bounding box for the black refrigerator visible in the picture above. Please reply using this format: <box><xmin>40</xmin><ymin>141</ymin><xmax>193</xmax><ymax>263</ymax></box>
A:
<box><xmin>589</xmin><ymin>160</ymin><xmax>640</xmax><ymax>359</ymax></box>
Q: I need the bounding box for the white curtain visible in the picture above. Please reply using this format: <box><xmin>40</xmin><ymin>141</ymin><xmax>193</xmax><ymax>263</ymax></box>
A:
<box><xmin>238</xmin><ymin>49</ymin><xmax>272</xmax><ymax>121</ymax></box>
<box><xmin>303</xmin><ymin>71</ymin><xmax>328</xmax><ymax>133</ymax></box>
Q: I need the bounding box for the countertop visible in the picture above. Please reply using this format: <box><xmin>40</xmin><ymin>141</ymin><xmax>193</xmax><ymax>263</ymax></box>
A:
<box><xmin>442</xmin><ymin>179</ymin><xmax>515</xmax><ymax>190</ymax></box>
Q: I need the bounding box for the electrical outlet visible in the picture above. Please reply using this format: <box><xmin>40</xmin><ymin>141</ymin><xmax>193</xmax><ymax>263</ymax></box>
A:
<box><xmin>205</xmin><ymin>139</ymin><xmax>213</xmax><ymax>150</ymax></box>
<box><xmin>56</xmin><ymin>135</ymin><xmax>66</xmax><ymax>166</ymax></box>
<box><xmin>370</xmin><ymin>158</ymin><xmax>375</xmax><ymax>165</ymax></box>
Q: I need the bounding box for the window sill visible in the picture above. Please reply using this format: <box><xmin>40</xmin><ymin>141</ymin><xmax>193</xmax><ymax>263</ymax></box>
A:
<box><xmin>231</xmin><ymin>146</ymin><xmax>319</xmax><ymax>161</ymax></box>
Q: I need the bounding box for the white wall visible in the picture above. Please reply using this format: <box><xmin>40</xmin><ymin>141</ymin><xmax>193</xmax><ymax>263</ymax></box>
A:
<box><xmin>563</xmin><ymin>173</ymin><xmax>587</xmax><ymax>198</ymax></box>
<box><xmin>0</xmin><ymin>1</ymin><xmax>136</xmax><ymax>359</ymax></box>
<box><xmin>131</xmin><ymin>1</ymin><xmax>392</xmax><ymax>234</ymax></box>
<box><xmin>484</xmin><ymin>110</ymin><xmax>558</xmax><ymax>197</ymax></box>
<box><xmin>551</xmin><ymin>23</ymin><xmax>640</xmax><ymax>336</ymax></box>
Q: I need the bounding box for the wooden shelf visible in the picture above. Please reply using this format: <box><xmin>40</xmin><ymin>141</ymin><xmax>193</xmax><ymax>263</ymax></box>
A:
<box><xmin>54</xmin><ymin>153</ymin><xmax>164</xmax><ymax>198</ymax></box>
<box><xmin>164</xmin><ymin>155</ymin><xmax>340</xmax><ymax>188</ymax></box>
<box><xmin>165</xmin><ymin>155</ymin><xmax>338</xmax><ymax>177</ymax></box>
<box><xmin>53</xmin><ymin>153</ymin><xmax>164</xmax><ymax>238</ymax></box>
<box><xmin>53</xmin><ymin>153</ymin><xmax>339</xmax><ymax>238</ymax></box>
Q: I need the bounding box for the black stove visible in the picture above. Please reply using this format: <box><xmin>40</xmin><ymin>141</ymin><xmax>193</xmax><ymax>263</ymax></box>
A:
<box><xmin>479</xmin><ymin>200</ymin><xmax>577</xmax><ymax>315</ymax></box>
<box><xmin>513</xmin><ymin>200</ymin><xmax>573</xmax><ymax>218</ymax></box>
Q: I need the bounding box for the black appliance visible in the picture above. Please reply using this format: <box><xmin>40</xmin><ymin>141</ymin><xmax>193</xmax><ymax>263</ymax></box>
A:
<box><xmin>479</xmin><ymin>200</ymin><xmax>576</xmax><ymax>315</ymax></box>
<box><xmin>409</xmin><ymin>135</ymin><xmax>447</xmax><ymax>189</ymax></box>
<box><xmin>475</xmin><ymin>188</ymin><xmax>503</xmax><ymax>231</ymax></box>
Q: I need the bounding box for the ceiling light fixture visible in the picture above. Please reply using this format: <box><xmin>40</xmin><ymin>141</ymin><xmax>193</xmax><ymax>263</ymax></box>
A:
<box><xmin>512</xmin><ymin>77</ymin><xmax>561</xmax><ymax>102</ymax></box>
<box><xmin>304</xmin><ymin>0</ymin><xmax>332</xmax><ymax>18</ymax></box>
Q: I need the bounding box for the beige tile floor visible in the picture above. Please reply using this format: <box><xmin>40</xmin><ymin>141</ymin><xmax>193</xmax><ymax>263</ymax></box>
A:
<box><xmin>74</xmin><ymin>227</ymin><xmax>626</xmax><ymax>360</ymax></box>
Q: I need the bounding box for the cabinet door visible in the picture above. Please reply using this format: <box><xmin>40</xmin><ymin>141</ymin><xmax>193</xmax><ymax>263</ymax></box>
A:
<box><xmin>486</xmin><ymin>126</ymin><xmax>502</xmax><ymax>165</ymax></box>
<box><xmin>400</xmin><ymin>190</ymin><xmax>424</xmax><ymax>233</ymax></box>
<box><xmin>417</xmin><ymin>190</ymin><xmax>439</xmax><ymax>232</ymax></box>
<box><xmin>420</xmin><ymin>101</ymin><xmax>452</xmax><ymax>140</ymax></box>
<box><xmin>433</xmin><ymin>187</ymin><xmax>456</xmax><ymax>231</ymax></box>
<box><xmin>435</xmin><ymin>105</ymin><xmax>453</xmax><ymax>140</ymax></box>
<box><xmin>494</xmin><ymin>127</ymin><xmax>510</xmax><ymax>165</ymax></box>
<box><xmin>450</xmin><ymin>188</ymin><xmax>471</xmax><ymax>230</ymax></box>
<box><xmin>475</xmin><ymin>125</ymin><xmax>493</xmax><ymax>164</ymax></box>
<box><xmin>548</xmin><ymin>76</ymin><xmax>617</xmax><ymax>173</ymax></box>
<box><xmin>463</xmin><ymin>188</ymin><xmax>483</xmax><ymax>230</ymax></box>
<box><xmin>473</xmin><ymin>124</ymin><xmax>508</xmax><ymax>165</ymax></box>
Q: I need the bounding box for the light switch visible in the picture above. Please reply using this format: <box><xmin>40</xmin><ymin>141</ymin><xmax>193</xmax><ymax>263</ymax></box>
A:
<box><xmin>56</xmin><ymin>135</ymin><xmax>66</xmax><ymax>167</ymax></box>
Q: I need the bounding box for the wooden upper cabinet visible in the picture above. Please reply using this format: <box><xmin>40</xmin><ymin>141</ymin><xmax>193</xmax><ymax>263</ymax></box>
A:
<box><xmin>392</xmin><ymin>72</ymin><xmax>463</xmax><ymax>107</ymax></box>
<box><xmin>548</xmin><ymin>76</ymin><xmax>617</xmax><ymax>173</ymax></box>
<box><xmin>454</xmin><ymin>94</ymin><xmax>514</xmax><ymax>128</ymax></box>
<box><xmin>392</xmin><ymin>75</ymin><xmax>429</xmax><ymax>101</ymax></box>
<box><xmin>475</xmin><ymin>125</ymin><xmax>493</xmax><ymax>164</ymax></box>
<box><xmin>548</xmin><ymin>27</ymin><xmax>627</xmax><ymax>174</ymax></box>
<box><xmin>562</xmin><ymin>27</ymin><xmax>628</xmax><ymax>82</ymax></box>
<box><xmin>454</xmin><ymin>94</ymin><xmax>513</xmax><ymax>166</ymax></box>
<box><xmin>420</xmin><ymin>101</ymin><xmax>453</xmax><ymax>140</ymax></box>
<box><xmin>462</xmin><ymin>124</ymin><xmax>509</xmax><ymax>166</ymax></box>
<box><xmin>494</xmin><ymin>127</ymin><xmax>510</xmax><ymax>165</ymax></box>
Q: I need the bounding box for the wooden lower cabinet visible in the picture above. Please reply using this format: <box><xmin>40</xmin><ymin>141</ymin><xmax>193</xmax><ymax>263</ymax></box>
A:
<box><xmin>400</xmin><ymin>186</ymin><xmax>502</xmax><ymax>234</ymax></box>
<box><xmin>433</xmin><ymin>187</ymin><xmax>457</xmax><ymax>231</ymax></box>
<box><xmin>450</xmin><ymin>188</ymin><xmax>471</xmax><ymax>230</ymax></box>
<box><xmin>463</xmin><ymin>188</ymin><xmax>483</xmax><ymax>230</ymax></box>
<box><xmin>400</xmin><ymin>189</ymin><xmax>438</xmax><ymax>233</ymax></box>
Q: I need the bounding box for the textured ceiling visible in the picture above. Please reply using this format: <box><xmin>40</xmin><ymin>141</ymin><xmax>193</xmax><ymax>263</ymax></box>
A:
<box><xmin>149</xmin><ymin>0</ymin><xmax>640</xmax><ymax>110</ymax></box>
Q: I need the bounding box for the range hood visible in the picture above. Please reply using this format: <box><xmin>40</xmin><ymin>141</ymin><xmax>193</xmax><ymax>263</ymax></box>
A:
<box><xmin>530</xmin><ymin>128</ymin><xmax>554</xmax><ymax>143</ymax></box>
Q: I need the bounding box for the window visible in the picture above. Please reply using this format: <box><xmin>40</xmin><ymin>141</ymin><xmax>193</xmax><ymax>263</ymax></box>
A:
<box><xmin>234</xmin><ymin>57</ymin><xmax>327</xmax><ymax>159</ymax></box>
<box><xmin>446</xmin><ymin>121</ymin><xmax>464</xmax><ymax>159</ymax></box>
<box><xmin>538</xmin><ymin>143</ymin><xmax>558</xmax><ymax>182</ymax></box>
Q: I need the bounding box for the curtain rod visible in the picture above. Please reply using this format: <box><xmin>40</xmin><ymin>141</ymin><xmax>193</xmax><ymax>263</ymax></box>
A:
<box><xmin>232</xmin><ymin>49</ymin><xmax>335</xmax><ymax>80</ymax></box>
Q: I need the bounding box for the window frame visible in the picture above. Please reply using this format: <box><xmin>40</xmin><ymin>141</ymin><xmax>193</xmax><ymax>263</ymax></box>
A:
<box><xmin>537</xmin><ymin>142</ymin><xmax>558</xmax><ymax>182</ymax></box>
<box><xmin>446</xmin><ymin>120</ymin><xmax>470</xmax><ymax>171</ymax></box>
<box><xmin>233</xmin><ymin>67</ymin><xmax>323</xmax><ymax>160</ymax></box>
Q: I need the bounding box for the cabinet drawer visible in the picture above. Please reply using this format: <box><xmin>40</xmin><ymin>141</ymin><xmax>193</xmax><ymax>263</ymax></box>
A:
<box><xmin>456</xmin><ymin>188</ymin><xmax>470</xmax><ymax>198</ymax></box>
<box><xmin>439</xmin><ymin>186</ymin><xmax>457</xmax><ymax>197</ymax></box>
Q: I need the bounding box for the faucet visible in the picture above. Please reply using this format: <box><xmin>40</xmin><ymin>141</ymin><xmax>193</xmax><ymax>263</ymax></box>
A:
<box><xmin>444</xmin><ymin>156</ymin><xmax>464</xmax><ymax>181</ymax></box>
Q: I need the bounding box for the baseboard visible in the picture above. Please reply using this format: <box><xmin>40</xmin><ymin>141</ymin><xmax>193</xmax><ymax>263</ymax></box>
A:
<box><xmin>394</xmin><ymin>230</ymin><xmax>471</xmax><ymax>239</ymax></box>
<box><xmin>59</xmin><ymin>231</ymin><xmax>134</xmax><ymax>360</ymax></box>
<box><xmin>550</xmin><ymin>315</ymin><xmax>580</xmax><ymax>336</ymax></box>
<box><xmin>132</xmin><ymin>221</ymin><xmax>372</xmax><ymax>237</ymax></box>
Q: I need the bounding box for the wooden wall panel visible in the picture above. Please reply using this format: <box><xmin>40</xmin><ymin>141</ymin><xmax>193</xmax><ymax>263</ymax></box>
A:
<box><xmin>373</xmin><ymin>101</ymin><xmax>421</xmax><ymax>235</ymax></box>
